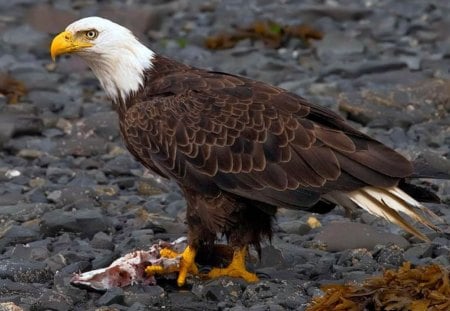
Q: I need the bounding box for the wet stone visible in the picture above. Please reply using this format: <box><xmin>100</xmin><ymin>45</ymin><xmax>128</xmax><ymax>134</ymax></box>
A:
<box><xmin>192</xmin><ymin>278</ymin><xmax>244</xmax><ymax>302</ymax></box>
<box><xmin>103</xmin><ymin>155</ymin><xmax>140</xmax><ymax>176</ymax></box>
<box><xmin>278</xmin><ymin>220</ymin><xmax>312</xmax><ymax>235</ymax></box>
<box><xmin>373</xmin><ymin>244</ymin><xmax>405</xmax><ymax>267</ymax></box>
<box><xmin>83</xmin><ymin>111</ymin><xmax>121</xmax><ymax>141</ymax></box>
<box><xmin>314</xmin><ymin>222</ymin><xmax>409</xmax><ymax>251</ymax></box>
<box><xmin>91</xmin><ymin>249</ymin><xmax>115</xmax><ymax>270</ymax></box>
<box><xmin>40</xmin><ymin>209</ymin><xmax>113</xmax><ymax>238</ymax></box>
<box><xmin>123</xmin><ymin>285</ymin><xmax>165</xmax><ymax>307</ymax></box>
<box><xmin>0</xmin><ymin>225</ymin><xmax>40</xmax><ymax>249</ymax></box>
<box><xmin>336</xmin><ymin>248</ymin><xmax>378</xmax><ymax>274</ymax></box>
<box><xmin>403</xmin><ymin>244</ymin><xmax>434</xmax><ymax>264</ymax></box>
<box><xmin>91</xmin><ymin>231</ymin><xmax>115</xmax><ymax>250</ymax></box>
<box><xmin>97</xmin><ymin>287</ymin><xmax>125</xmax><ymax>306</ymax></box>
<box><xmin>31</xmin><ymin>289</ymin><xmax>73</xmax><ymax>311</ymax></box>
<box><xmin>241</xmin><ymin>280</ymin><xmax>308</xmax><ymax>309</ymax></box>
<box><xmin>315</xmin><ymin>32</ymin><xmax>365</xmax><ymax>61</ymax></box>
<box><xmin>0</xmin><ymin>260</ymin><xmax>52</xmax><ymax>283</ymax></box>
<box><xmin>45</xmin><ymin>186</ymin><xmax>95</xmax><ymax>206</ymax></box>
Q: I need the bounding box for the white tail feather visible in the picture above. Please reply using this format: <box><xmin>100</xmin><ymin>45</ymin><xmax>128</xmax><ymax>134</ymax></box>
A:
<box><xmin>326</xmin><ymin>186</ymin><xmax>441</xmax><ymax>241</ymax></box>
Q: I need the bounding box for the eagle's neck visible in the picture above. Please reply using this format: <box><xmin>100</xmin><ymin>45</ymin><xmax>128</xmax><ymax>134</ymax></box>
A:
<box><xmin>84</xmin><ymin>40</ymin><xmax>155</xmax><ymax>102</ymax></box>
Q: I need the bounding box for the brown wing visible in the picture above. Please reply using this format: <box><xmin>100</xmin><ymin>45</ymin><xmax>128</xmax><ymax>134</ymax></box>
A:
<box><xmin>122</xmin><ymin>69</ymin><xmax>412</xmax><ymax>209</ymax></box>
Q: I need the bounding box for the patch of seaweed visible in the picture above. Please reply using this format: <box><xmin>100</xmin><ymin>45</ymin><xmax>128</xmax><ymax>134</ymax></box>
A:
<box><xmin>307</xmin><ymin>262</ymin><xmax>450</xmax><ymax>311</ymax></box>
<box><xmin>205</xmin><ymin>20</ymin><xmax>323</xmax><ymax>50</ymax></box>
<box><xmin>0</xmin><ymin>73</ymin><xmax>27</xmax><ymax>104</ymax></box>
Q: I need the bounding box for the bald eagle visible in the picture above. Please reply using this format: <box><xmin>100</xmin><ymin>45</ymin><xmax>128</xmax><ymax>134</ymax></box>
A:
<box><xmin>51</xmin><ymin>17</ymin><xmax>441</xmax><ymax>286</ymax></box>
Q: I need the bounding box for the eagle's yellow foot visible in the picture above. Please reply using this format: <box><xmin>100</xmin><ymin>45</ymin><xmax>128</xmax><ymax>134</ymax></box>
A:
<box><xmin>206</xmin><ymin>247</ymin><xmax>259</xmax><ymax>283</ymax></box>
<box><xmin>145</xmin><ymin>245</ymin><xmax>198</xmax><ymax>286</ymax></box>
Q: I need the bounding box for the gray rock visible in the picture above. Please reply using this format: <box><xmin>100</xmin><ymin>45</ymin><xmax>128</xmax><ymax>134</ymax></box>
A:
<box><xmin>45</xmin><ymin>186</ymin><xmax>95</xmax><ymax>206</ymax></box>
<box><xmin>242</xmin><ymin>280</ymin><xmax>308</xmax><ymax>309</ymax></box>
<box><xmin>297</xmin><ymin>5</ymin><xmax>372</xmax><ymax>21</ymax></box>
<box><xmin>165</xmin><ymin>199</ymin><xmax>187</xmax><ymax>218</ymax></box>
<box><xmin>0</xmin><ymin>260</ymin><xmax>52</xmax><ymax>283</ymax></box>
<box><xmin>1</xmin><ymin>25</ymin><xmax>47</xmax><ymax>51</ymax></box>
<box><xmin>0</xmin><ymin>118</ymin><xmax>15</xmax><ymax>147</ymax></box>
<box><xmin>31</xmin><ymin>289</ymin><xmax>74</xmax><ymax>311</ymax></box>
<box><xmin>13</xmin><ymin>70</ymin><xmax>60</xmax><ymax>91</ymax></box>
<box><xmin>0</xmin><ymin>225</ymin><xmax>40</xmax><ymax>249</ymax></box>
<box><xmin>315</xmin><ymin>32</ymin><xmax>365</xmax><ymax>61</ymax></box>
<box><xmin>103</xmin><ymin>155</ymin><xmax>140</xmax><ymax>176</ymax></box>
<box><xmin>167</xmin><ymin>291</ymin><xmax>217</xmax><ymax>311</ymax></box>
<box><xmin>0</xmin><ymin>278</ymin><xmax>43</xmax><ymax>302</ymax></box>
<box><xmin>400</xmin><ymin>56</ymin><xmax>422</xmax><ymax>71</ymax></box>
<box><xmin>258</xmin><ymin>245</ymin><xmax>286</xmax><ymax>269</ymax></box>
<box><xmin>40</xmin><ymin>209</ymin><xmax>112</xmax><ymax>238</ymax></box>
<box><xmin>91</xmin><ymin>231</ymin><xmax>115</xmax><ymax>250</ymax></box>
<box><xmin>27</xmin><ymin>90</ymin><xmax>70</xmax><ymax>113</ymax></box>
<box><xmin>55</xmin><ymin>135</ymin><xmax>109</xmax><ymax>157</ymax></box>
<box><xmin>278</xmin><ymin>220</ymin><xmax>311</xmax><ymax>235</ymax></box>
<box><xmin>192</xmin><ymin>278</ymin><xmax>244</xmax><ymax>302</ymax></box>
<box><xmin>123</xmin><ymin>285</ymin><xmax>165</xmax><ymax>307</ymax></box>
<box><xmin>0</xmin><ymin>203</ymin><xmax>52</xmax><ymax>222</ymax></box>
<box><xmin>403</xmin><ymin>244</ymin><xmax>434</xmax><ymax>264</ymax></box>
<box><xmin>97</xmin><ymin>287</ymin><xmax>125</xmax><ymax>306</ymax></box>
<box><xmin>91</xmin><ymin>249</ymin><xmax>115</xmax><ymax>270</ymax></box>
<box><xmin>0</xmin><ymin>192</ymin><xmax>23</xmax><ymax>206</ymax></box>
<box><xmin>83</xmin><ymin>111</ymin><xmax>120</xmax><ymax>141</ymax></box>
<box><xmin>373</xmin><ymin>244</ymin><xmax>405</xmax><ymax>267</ymax></box>
<box><xmin>336</xmin><ymin>248</ymin><xmax>377</xmax><ymax>274</ymax></box>
<box><xmin>127</xmin><ymin>302</ymin><xmax>148</xmax><ymax>311</ymax></box>
<box><xmin>320</xmin><ymin>59</ymin><xmax>407</xmax><ymax>79</ymax></box>
<box><xmin>314</xmin><ymin>222</ymin><xmax>409</xmax><ymax>251</ymax></box>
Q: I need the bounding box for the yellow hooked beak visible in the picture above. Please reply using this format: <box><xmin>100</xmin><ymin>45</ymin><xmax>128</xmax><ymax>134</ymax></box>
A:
<box><xmin>50</xmin><ymin>31</ymin><xmax>93</xmax><ymax>61</ymax></box>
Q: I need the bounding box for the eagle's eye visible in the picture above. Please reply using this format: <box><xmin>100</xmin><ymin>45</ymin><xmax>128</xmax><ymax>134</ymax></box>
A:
<box><xmin>85</xmin><ymin>30</ymin><xmax>98</xmax><ymax>40</ymax></box>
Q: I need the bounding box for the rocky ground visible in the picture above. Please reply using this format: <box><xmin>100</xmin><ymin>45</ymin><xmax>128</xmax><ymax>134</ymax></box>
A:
<box><xmin>0</xmin><ymin>0</ymin><xmax>449</xmax><ymax>310</ymax></box>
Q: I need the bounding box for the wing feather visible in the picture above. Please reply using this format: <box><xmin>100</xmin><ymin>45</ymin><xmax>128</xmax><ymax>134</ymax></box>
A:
<box><xmin>122</xmin><ymin>68</ymin><xmax>414</xmax><ymax>210</ymax></box>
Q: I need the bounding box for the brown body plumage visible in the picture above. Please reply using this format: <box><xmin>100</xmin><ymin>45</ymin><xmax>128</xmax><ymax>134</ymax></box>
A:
<box><xmin>119</xmin><ymin>55</ymin><xmax>430</xmax><ymax>250</ymax></box>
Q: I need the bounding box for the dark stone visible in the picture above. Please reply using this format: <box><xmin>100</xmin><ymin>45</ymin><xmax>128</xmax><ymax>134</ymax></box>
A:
<box><xmin>128</xmin><ymin>302</ymin><xmax>149</xmax><ymax>311</ymax></box>
<box><xmin>27</xmin><ymin>90</ymin><xmax>69</xmax><ymax>113</ymax></box>
<box><xmin>83</xmin><ymin>111</ymin><xmax>120</xmax><ymax>141</ymax></box>
<box><xmin>97</xmin><ymin>287</ymin><xmax>125</xmax><ymax>306</ymax></box>
<box><xmin>242</xmin><ymin>280</ymin><xmax>308</xmax><ymax>309</ymax></box>
<box><xmin>0</xmin><ymin>260</ymin><xmax>52</xmax><ymax>283</ymax></box>
<box><xmin>40</xmin><ymin>208</ymin><xmax>113</xmax><ymax>238</ymax></box>
<box><xmin>55</xmin><ymin>135</ymin><xmax>109</xmax><ymax>157</ymax></box>
<box><xmin>192</xmin><ymin>278</ymin><xmax>244</xmax><ymax>302</ymax></box>
<box><xmin>373</xmin><ymin>244</ymin><xmax>405</xmax><ymax>267</ymax></box>
<box><xmin>258</xmin><ymin>245</ymin><xmax>286</xmax><ymax>269</ymax></box>
<box><xmin>91</xmin><ymin>231</ymin><xmax>115</xmax><ymax>250</ymax></box>
<box><xmin>45</xmin><ymin>186</ymin><xmax>95</xmax><ymax>206</ymax></box>
<box><xmin>298</xmin><ymin>5</ymin><xmax>372</xmax><ymax>21</ymax></box>
<box><xmin>315</xmin><ymin>32</ymin><xmax>365</xmax><ymax>61</ymax></box>
<box><xmin>0</xmin><ymin>224</ymin><xmax>40</xmax><ymax>249</ymax></box>
<box><xmin>0</xmin><ymin>203</ymin><xmax>52</xmax><ymax>222</ymax></box>
<box><xmin>314</xmin><ymin>222</ymin><xmax>409</xmax><ymax>251</ymax></box>
<box><xmin>320</xmin><ymin>59</ymin><xmax>407</xmax><ymax>79</ymax></box>
<box><xmin>403</xmin><ymin>244</ymin><xmax>434</xmax><ymax>264</ymax></box>
<box><xmin>31</xmin><ymin>289</ymin><xmax>73</xmax><ymax>311</ymax></box>
<box><xmin>103</xmin><ymin>155</ymin><xmax>140</xmax><ymax>176</ymax></box>
<box><xmin>0</xmin><ymin>192</ymin><xmax>23</xmax><ymax>206</ymax></box>
<box><xmin>91</xmin><ymin>249</ymin><xmax>115</xmax><ymax>270</ymax></box>
<box><xmin>278</xmin><ymin>220</ymin><xmax>311</xmax><ymax>235</ymax></box>
<box><xmin>123</xmin><ymin>285</ymin><xmax>165</xmax><ymax>307</ymax></box>
<box><xmin>0</xmin><ymin>114</ymin><xmax>44</xmax><ymax>138</ymax></box>
<box><xmin>336</xmin><ymin>248</ymin><xmax>377</xmax><ymax>274</ymax></box>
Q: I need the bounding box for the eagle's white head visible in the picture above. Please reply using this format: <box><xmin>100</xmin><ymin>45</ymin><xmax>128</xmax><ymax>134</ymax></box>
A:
<box><xmin>51</xmin><ymin>16</ymin><xmax>155</xmax><ymax>101</ymax></box>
